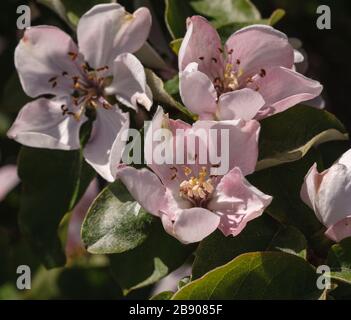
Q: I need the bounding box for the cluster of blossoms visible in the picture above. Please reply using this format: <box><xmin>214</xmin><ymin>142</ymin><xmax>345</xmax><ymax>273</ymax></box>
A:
<box><xmin>6</xmin><ymin>3</ymin><xmax>351</xmax><ymax>244</ymax></box>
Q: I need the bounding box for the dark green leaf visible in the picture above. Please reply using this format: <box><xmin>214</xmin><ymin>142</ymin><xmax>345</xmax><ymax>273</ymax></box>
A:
<box><xmin>267</xmin><ymin>226</ymin><xmax>307</xmax><ymax>259</ymax></box>
<box><xmin>173</xmin><ymin>252</ymin><xmax>320</xmax><ymax>300</ymax></box>
<box><xmin>217</xmin><ymin>8</ymin><xmax>285</xmax><ymax>39</ymax></box>
<box><xmin>164</xmin><ymin>74</ymin><xmax>180</xmax><ymax>96</ymax></box>
<box><xmin>190</xmin><ymin>0</ymin><xmax>261</xmax><ymax>28</ymax></box>
<box><xmin>145</xmin><ymin>69</ymin><xmax>195</xmax><ymax>119</ymax></box>
<box><xmin>18</xmin><ymin>147</ymin><xmax>94</xmax><ymax>268</ymax></box>
<box><xmin>38</xmin><ymin>0</ymin><xmax>113</xmax><ymax>29</ymax></box>
<box><xmin>327</xmin><ymin>238</ymin><xmax>351</xmax><ymax>284</ymax></box>
<box><xmin>81</xmin><ymin>180</ymin><xmax>155</xmax><ymax>254</ymax></box>
<box><xmin>192</xmin><ymin>215</ymin><xmax>279</xmax><ymax>278</ymax></box>
<box><xmin>257</xmin><ymin>105</ymin><xmax>348</xmax><ymax>171</ymax></box>
<box><xmin>0</xmin><ymin>72</ymin><xmax>30</xmax><ymax>113</ymax></box>
<box><xmin>109</xmin><ymin>220</ymin><xmax>194</xmax><ymax>294</ymax></box>
<box><xmin>165</xmin><ymin>0</ymin><xmax>195</xmax><ymax>39</ymax></box>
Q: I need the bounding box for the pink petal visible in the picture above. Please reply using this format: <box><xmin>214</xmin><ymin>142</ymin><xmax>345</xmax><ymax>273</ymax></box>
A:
<box><xmin>105</xmin><ymin>53</ymin><xmax>152</xmax><ymax>110</ymax></box>
<box><xmin>179</xmin><ymin>16</ymin><xmax>224</xmax><ymax>75</ymax></box>
<box><xmin>193</xmin><ymin>118</ymin><xmax>260</xmax><ymax>176</ymax></box>
<box><xmin>66</xmin><ymin>178</ymin><xmax>99</xmax><ymax>257</ymax></box>
<box><xmin>336</xmin><ymin>149</ymin><xmax>351</xmax><ymax>169</ymax></box>
<box><xmin>300</xmin><ymin>163</ymin><xmax>325</xmax><ymax>217</ymax></box>
<box><xmin>7</xmin><ymin>98</ymin><xmax>83</xmax><ymax>150</ymax></box>
<box><xmin>116</xmin><ymin>166</ymin><xmax>168</xmax><ymax>217</ymax></box>
<box><xmin>315</xmin><ymin>164</ymin><xmax>351</xmax><ymax>228</ymax></box>
<box><xmin>325</xmin><ymin>216</ymin><xmax>351</xmax><ymax>243</ymax></box>
<box><xmin>218</xmin><ymin>88</ymin><xmax>265</xmax><ymax>120</ymax></box>
<box><xmin>208</xmin><ymin>167</ymin><xmax>272</xmax><ymax>237</ymax></box>
<box><xmin>77</xmin><ymin>4</ymin><xmax>151</xmax><ymax>69</ymax></box>
<box><xmin>251</xmin><ymin>66</ymin><xmax>323</xmax><ymax>115</ymax></box>
<box><xmin>179</xmin><ymin>62</ymin><xmax>217</xmax><ymax>117</ymax></box>
<box><xmin>172</xmin><ymin>208</ymin><xmax>220</xmax><ymax>244</ymax></box>
<box><xmin>15</xmin><ymin>26</ymin><xmax>82</xmax><ymax>98</ymax></box>
<box><xmin>304</xmin><ymin>96</ymin><xmax>325</xmax><ymax>109</ymax></box>
<box><xmin>225</xmin><ymin>24</ymin><xmax>294</xmax><ymax>79</ymax></box>
<box><xmin>144</xmin><ymin>107</ymin><xmax>196</xmax><ymax>192</ymax></box>
<box><xmin>83</xmin><ymin>106</ymin><xmax>129</xmax><ymax>182</ymax></box>
<box><xmin>0</xmin><ymin>165</ymin><xmax>20</xmax><ymax>202</ymax></box>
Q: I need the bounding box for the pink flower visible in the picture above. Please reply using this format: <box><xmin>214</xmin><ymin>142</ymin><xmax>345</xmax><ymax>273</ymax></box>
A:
<box><xmin>179</xmin><ymin>16</ymin><xmax>323</xmax><ymax>120</ymax></box>
<box><xmin>66</xmin><ymin>179</ymin><xmax>99</xmax><ymax>258</ymax></box>
<box><xmin>0</xmin><ymin>165</ymin><xmax>20</xmax><ymax>202</ymax></box>
<box><xmin>7</xmin><ymin>4</ymin><xmax>152</xmax><ymax>181</ymax></box>
<box><xmin>117</xmin><ymin>108</ymin><xmax>272</xmax><ymax>243</ymax></box>
<box><xmin>301</xmin><ymin>149</ymin><xmax>351</xmax><ymax>242</ymax></box>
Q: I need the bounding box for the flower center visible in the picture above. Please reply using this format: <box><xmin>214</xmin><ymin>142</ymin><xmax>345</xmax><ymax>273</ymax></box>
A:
<box><xmin>48</xmin><ymin>51</ymin><xmax>113</xmax><ymax>121</ymax></box>
<box><xmin>179</xmin><ymin>166</ymin><xmax>214</xmax><ymax>206</ymax></box>
<box><xmin>213</xmin><ymin>63</ymin><xmax>243</xmax><ymax>98</ymax></box>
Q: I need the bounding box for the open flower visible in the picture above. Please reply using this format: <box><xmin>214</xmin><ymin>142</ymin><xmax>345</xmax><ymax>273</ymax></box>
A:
<box><xmin>179</xmin><ymin>16</ymin><xmax>323</xmax><ymax>120</ymax></box>
<box><xmin>7</xmin><ymin>4</ymin><xmax>152</xmax><ymax>181</ymax></box>
<box><xmin>301</xmin><ymin>149</ymin><xmax>351</xmax><ymax>242</ymax></box>
<box><xmin>117</xmin><ymin>107</ymin><xmax>272</xmax><ymax>243</ymax></box>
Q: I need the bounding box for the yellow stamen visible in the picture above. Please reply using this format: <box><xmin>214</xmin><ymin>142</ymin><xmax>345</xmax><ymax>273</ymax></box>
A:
<box><xmin>179</xmin><ymin>167</ymin><xmax>214</xmax><ymax>203</ymax></box>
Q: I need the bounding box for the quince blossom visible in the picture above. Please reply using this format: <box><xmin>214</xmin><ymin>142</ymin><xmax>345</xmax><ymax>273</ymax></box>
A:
<box><xmin>117</xmin><ymin>107</ymin><xmax>272</xmax><ymax>243</ymax></box>
<box><xmin>301</xmin><ymin>149</ymin><xmax>351</xmax><ymax>242</ymax></box>
<box><xmin>179</xmin><ymin>16</ymin><xmax>323</xmax><ymax>120</ymax></box>
<box><xmin>8</xmin><ymin>4</ymin><xmax>152</xmax><ymax>181</ymax></box>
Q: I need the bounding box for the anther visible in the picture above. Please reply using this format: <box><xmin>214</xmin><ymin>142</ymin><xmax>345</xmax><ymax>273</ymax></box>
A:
<box><xmin>212</xmin><ymin>57</ymin><xmax>218</xmax><ymax>63</ymax></box>
<box><xmin>48</xmin><ymin>76</ymin><xmax>57</xmax><ymax>83</ymax></box>
<box><xmin>68</xmin><ymin>52</ymin><xmax>78</xmax><ymax>61</ymax></box>
<box><xmin>96</xmin><ymin>66</ymin><xmax>109</xmax><ymax>72</ymax></box>
<box><xmin>259</xmin><ymin>69</ymin><xmax>266</xmax><ymax>77</ymax></box>
<box><xmin>199</xmin><ymin>56</ymin><xmax>205</xmax><ymax>61</ymax></box>
<box><xmin>183</xmin><ymin>166</ymin><xmax>192</xmax><ymax>176</ymax></box>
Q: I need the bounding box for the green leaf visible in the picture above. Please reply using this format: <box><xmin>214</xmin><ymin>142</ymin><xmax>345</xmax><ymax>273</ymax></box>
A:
<box><xmin>165</xmin><ymin>0</ymin><xmax>195</xmax><ymax>39</ymax></box>
<box><xmin>257</xmin><ymin>105</ymin><xmax>348</xmax><ymax>171</ymax></box>
<box><xmin>268</xmin><ymin>9</ymin><xmax>286</xmax><ymax>26</ymax></box>
<box><xmin>145</xmin><ymin>69</ymin><xmax>195</xmax><ymax>120</ymax></box>
<box><xmin>38</xmin><ymin>0</ymin><xmax>114</xmax><ymax>29</ymax></box>
<box><xmin>109</xmin><ymin>220</ymin><xmax>194</xmax><ymax>295</ymax></box>
<box><xmin>169</xmin><ymin>38</ymin><xmax>182</xmax><ymax>55</ymax></box>
<box><xmin>190</xmin><ymin>0</ymin><xmax>261</xmax><ymax>28</ymax></box>
<box><xmin>193</xmin><ymin>216</ymin><xmax>308</xmax><ymax>279</ymax></box>
<box><xmin>0</xmin><ymin>72</ymin><xmax>30</xmax><ymax>113</ymax></box>
<box><xmin>164</xmin><ymin>74</ymin><xmax>180</xmax><ymax>96</ymax></box>
<box><xmin>249</xmin><ymin>148</ymin><xmax>332</xmax><ymax>256</ymax></box>
<box><xmin>150</xmin><ymin>291</ymin><xmax>174</xmax><ymax>300</ymax></box>
<box><xmin>81</xmin><ymin>180</ymin><xmax>155</xmax><ymax>254</ymax></box>
<box><xmin>192</xmin><ymin>215</ymin><xmax>279</xmax><ymax>279</ymax></box>
<box><xmin>18</xmin><ymin>147</ymin><xmax>94</xmax><ymax>268</ymax></box>
<box><xmin>173</xmin><ymin>252</ymin><xmax>320</xmax><ymax>300</ymax></box>
<box><xmin>327</xmin><ymin>238</ymin><xmax>351</xmax><ymax>285</ymax></box>
<box><xmin>267</xmin><ymin>226</ymin><xmax>307</xmax><ymax>259</ymax></box>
